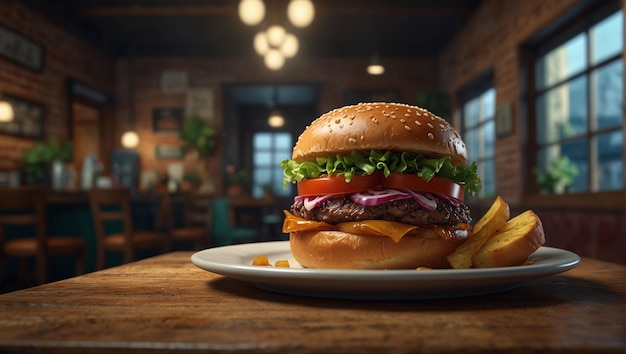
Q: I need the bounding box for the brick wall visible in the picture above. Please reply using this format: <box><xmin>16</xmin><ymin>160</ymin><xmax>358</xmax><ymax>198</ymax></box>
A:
<box><xmin>0</xmin><ymin>2</ymin><xmax>113</xmax><ymax>172</ymax></box>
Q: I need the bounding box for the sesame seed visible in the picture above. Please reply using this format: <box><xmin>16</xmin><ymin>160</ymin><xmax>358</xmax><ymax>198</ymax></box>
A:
<box><xmin>348</xmin><ymin>137</ymin><xmax>356</xmax><ymax>143</ymax></box>
<box><xmin>415</xmin><ymin>121</ymin><xmax>422</xmax><ymax>126</ymax></box>
<box><xmin>427</xmin><ymin>123</ymin><xmax>434</xmax><ymax>128</ymax></box>
<box><xmin>405</xmin><ymin>113</ymin><xmax>411</xmax><ymax>118</ymax></box>
<box><xmin>428</xmin><ymin>133</ymin><xmax>434</xmax><ymax>140</ymax></box>
<box><xmin>335</xmin><ymin>119</ymin><xmax>341</xmax><ymax>124</ymax></box>
<box><xmin>404</xmin><ymin>125</ymin><xmax>411</xmax><ymax>131</ymax></box>
<box><xmin>400</xmin><ymin>119</ymin><xmax>406</xmax><ymax>123</ymax></box>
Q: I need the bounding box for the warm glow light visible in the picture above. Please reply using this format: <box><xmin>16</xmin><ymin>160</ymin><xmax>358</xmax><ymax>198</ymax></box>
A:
<box><xmin>253</xmin><ymin>31</ymin><xmax>269</xmax><ymax>55</ymax></box>
<box><xmin>268</xmin><ymin>111</ymin><xmax>285</xmax><ymax>127</ymax></box>
<box><xmin>367</xmin><ymin>64</ymin><xmax>385</xmax><ymax>75</ymax></box>
<box><xmin>238</xmin><ymin>0</ymin><xmax>265</xmax><ymax>26</ymax></box>
<box><xmin>266</xmin><ymin>25</ymin><xmax>286</xmax><ymax>47</ymax></box>
<box><xmin>287</xmin><ymin>0</ymin><xmax>315</xmax><ymax>28</ymax></box>
<box><xmin>264</xmin><ymin>49</ymin><xmax>285</xmax><ymax>70</ymax></box>
<box><xmin>0</xmin><ymin>101</ymin><xmax>14</xmax><ymax>122</ymax></box>
<box><xmin>121</xmin><ymin>130</ymin><xmax>140</xmax><ymax>148</ymax></box>
<box><xmin>280</xmin><ymin>33</ymin><xmax>299</xmax><ymax>58</ymax></box>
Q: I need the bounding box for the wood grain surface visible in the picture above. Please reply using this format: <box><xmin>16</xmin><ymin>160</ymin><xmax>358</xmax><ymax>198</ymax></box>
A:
<box><xmin>0</xmin><ymin>251</ymin><xmax>623</xmax><ymax>353</ymax></box>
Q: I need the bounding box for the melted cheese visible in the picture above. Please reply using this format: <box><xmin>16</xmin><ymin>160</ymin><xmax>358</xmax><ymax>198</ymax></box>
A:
<box><xmin>282</xmin><ymin>211</ymin><xmax>465</xmax><ymax>243</ymax></box>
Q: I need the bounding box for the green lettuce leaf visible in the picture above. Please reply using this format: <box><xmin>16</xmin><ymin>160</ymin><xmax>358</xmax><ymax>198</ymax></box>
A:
<box><xmin>281</xmin><ymin>150</ymin><xmax>482</xmax><ymax>196</ymax></box>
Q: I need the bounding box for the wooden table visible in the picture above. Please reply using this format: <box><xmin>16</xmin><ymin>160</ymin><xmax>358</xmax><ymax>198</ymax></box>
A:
<box><xmin>0</xmin><ymin>251</ymin><xmax>623</xmax><ymax>353</ymax></box>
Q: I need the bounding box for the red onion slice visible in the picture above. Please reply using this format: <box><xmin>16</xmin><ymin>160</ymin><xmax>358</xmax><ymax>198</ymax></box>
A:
<box><xmin>350</xmin><ymin>189</ymin><xmax>412</xmax><ymax>206</ymax></box>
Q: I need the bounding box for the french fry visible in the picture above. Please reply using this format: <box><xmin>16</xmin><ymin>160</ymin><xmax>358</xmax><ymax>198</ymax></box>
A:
<box><xmin>447</xmin><ymin>196</ymin><xmax>510</xmax><ymax>269</ymax></box>
<box><xmin>473</xmin><ymin>210</ymin><xmax>546</xmax><ymax>268</ymax></box>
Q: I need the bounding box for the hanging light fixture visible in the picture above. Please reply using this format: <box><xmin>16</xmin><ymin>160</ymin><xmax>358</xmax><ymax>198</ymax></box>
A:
<box><xmin>121</xmin><ymin>56</ymin><xmax>140</xmax><ymax>149</ymax></box>
<box><xmin>267</xmin><ymin>86</ymin><xmax>285</xmax><ymax>128</ymax></box>
<box><xmin>0</xmin><ymin>100</ymin><xmax>14</xmax><ymax>122</ymax></box>
<box><xmin>280</xmin><ymin>33</ymin><xmax>299</xmax><ymax>58</ymax></box>
<box><xmin>238</xmin><ymin>0</ymin><xmax>265</xmax><ymax>26</ymax></box>
<box><xmin>266</xmin><ymin>24</ymin><xmax>286</xmax><ymax>47</ymax></box>
<box><xmin>253</xmin><ymin>31</ymin><xmax>270</xmax><ymax>55</ymax></box>
<box><xmin>268</xmin><ymin>110</ymin><xmax>285</xmax><ymax>127</ymax></box>
<box><xmin>264</xmin><ymin>49</ymin><xmax>285</xmax><ymax>70</ymax></box>
<box><xmin>367</xmin><ymin>53</ymin><xmax>385</xmax><ymax>75</ymax></box>
<box><xmin>287</xmin><ymin>0</ymin><xmax>315</xmax><ymax>28</ymax></box>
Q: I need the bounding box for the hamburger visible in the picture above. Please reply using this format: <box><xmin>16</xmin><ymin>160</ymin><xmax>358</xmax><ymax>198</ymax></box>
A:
<box><xmin>281</xmin><ymin>102</ymin><xmax>481</xmax><ymax>269</ymax></box>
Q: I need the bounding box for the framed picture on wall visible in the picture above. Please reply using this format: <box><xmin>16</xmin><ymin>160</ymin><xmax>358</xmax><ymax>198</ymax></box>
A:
<box><xmin>0</xmin><ymin>93</ymin><xmax>44</xmax><ymax>139</ymax></box>
<box><xmin>152</xmin><ymin>107</ymin><xmax>183</xmax><ymax>134</ymax></box>
<box><xmin>155</xmin><ymin>144</ymin><xmax>184</xmax><ymax>160</ymax></box>
<box><xmin>0</xmin><ymin>24</ymin><xmax>44</xmax><ymax>72</ymax></box>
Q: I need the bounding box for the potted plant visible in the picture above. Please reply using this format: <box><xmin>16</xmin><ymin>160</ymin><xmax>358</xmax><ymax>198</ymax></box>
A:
<box><xmin>226</xmin><ymin>169</ymin><xmax>251</xmax><ymax>196</ymax></box>
<box><xmin>179</xmin><ymin>115</ymin><xmax>217</xmax><ymax>193</ymax></box>
<box><xmin>22</xmin><ymin>139</ymin><xmax>73</xmax><ymax>185</ymax></box>
<box><xmin>534</xmin><ymin>156</ymin><xmax>579</xmax><ymax>194</ymax></box>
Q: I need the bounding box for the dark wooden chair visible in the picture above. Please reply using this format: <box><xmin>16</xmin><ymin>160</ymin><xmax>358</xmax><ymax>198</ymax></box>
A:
<box><xmin>88</xmin><ymin>188</ymin><xmax>166</xmax><ymax>270</ymax></box>
<box><xmin>0</xmin><ymin>187</ymin><xmax>85</xmax><ymax>285</ymax></box>
<box><xmin>162</xmin><ymin>192</ymin><xmax>213</xmax><ymax>250</ymax></box>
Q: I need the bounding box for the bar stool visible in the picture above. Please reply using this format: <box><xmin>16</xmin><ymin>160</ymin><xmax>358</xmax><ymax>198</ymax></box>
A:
<box><xmin>88</xmin><ymin>188</ymin><xmax>166</xmax><ymax>270</ymax></box>
<box><xmin>162</xmin><ymin>192</ymin><xmax>213</xmax><ymax>250</ymax></box>
<box><xmin>0</xmin><ymin>187</ymin><xmax>85</xmax><ymax>285</ymax></box>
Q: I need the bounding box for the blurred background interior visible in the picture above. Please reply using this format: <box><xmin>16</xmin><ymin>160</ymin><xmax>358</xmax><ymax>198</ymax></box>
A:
<box><xmin>0</xmin><ymin>0</ymin><xmax>623</xmax><ymax>291</ymax></box>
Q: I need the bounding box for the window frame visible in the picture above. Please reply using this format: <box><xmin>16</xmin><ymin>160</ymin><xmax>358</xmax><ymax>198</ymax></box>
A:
<box><xmin>523</xmin><ymin>0</ymin><xmax>624</xmax><ymax>210</ymax></box>
<box><xmin>458</xmin><ymin>71</ymin><xmax>497</xmax><ymax>200</ymax></box>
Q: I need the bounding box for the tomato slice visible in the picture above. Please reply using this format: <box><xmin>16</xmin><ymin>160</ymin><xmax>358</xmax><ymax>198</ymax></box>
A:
<box><xmin>297</xmin><ymin>173</ymin><xmax>382</xmax><ymax>197</ymax></box>
<box><xmin>384</xmin><ymin>174</ymin><xmax>464</xmax><ymax>202</ymax></box>
<box><xmin>297</xmin><ymin>173</ymin><xmax>464</xmax><ymax>201</ymax></box>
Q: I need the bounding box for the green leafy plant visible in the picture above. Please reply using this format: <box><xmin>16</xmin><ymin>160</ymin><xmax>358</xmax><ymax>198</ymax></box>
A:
<box><xmin>22</xmin><ymin>139</ymin><xmax>73</xmax><ymax>184</ymax></box>
<box><xmin>180</xmin><ymin>115</ymin><xmax>217</xmax><ymax>157</ymax></box>
<box><xmin>534</xmin><ymin>156</ymin><xmax>579</xmax><ymax>194</ymax></box>
<box><xmin>227</xmin><ymin>170</ymin><xmax>251</xmax><ymax>188</ymax></box>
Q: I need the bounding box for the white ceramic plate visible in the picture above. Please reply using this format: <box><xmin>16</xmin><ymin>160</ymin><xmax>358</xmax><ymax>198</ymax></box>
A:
<box><xmin>191</xmin><ymin>241</ymin><xmax>580</xmax><ymax>300</ymax></box>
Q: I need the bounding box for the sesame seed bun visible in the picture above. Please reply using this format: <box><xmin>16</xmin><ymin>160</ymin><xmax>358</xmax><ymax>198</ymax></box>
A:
<box><xmin>292</xmin><ymin>102</ymin><xmax>467</xmax><ymax>166</ymax></box>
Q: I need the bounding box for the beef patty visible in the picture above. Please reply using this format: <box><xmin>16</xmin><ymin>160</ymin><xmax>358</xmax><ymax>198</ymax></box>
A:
<box><xmin>291</xmin><ymin>197</ymin><xmax>472</xmax><ymax>226</ymax></box>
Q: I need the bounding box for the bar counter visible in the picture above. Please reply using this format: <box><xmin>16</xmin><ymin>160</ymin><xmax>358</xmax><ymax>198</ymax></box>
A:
<box><xmin>0</xmin><ymin>251</ymin><xmax>623</xmax><ymax>353</ymax></box>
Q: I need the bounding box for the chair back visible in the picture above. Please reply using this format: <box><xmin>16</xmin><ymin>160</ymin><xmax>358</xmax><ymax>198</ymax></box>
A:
<box><xmin>211</xmin><ymin>197</ymin><xmax>256</xmax><ymax>246</ymax></box>
<box><xmin>183</xmin><ymin>193</ymin><xmax>213</xmax><ymax>232</ymax></box>
<box><xmin>88</xmin><ymin>188</ymin><xmax>133</xmax><ymax>242</ymax></box>
<box><xmin>0</xmin><ymin>187</ymin><xmax>47</xmax><ymax>251</ymax></box>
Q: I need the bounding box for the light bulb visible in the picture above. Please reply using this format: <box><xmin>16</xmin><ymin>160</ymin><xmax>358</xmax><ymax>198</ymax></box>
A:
<box><xmin>254</xmin><ymin>31</ymin><xmax>269</xmax><ymax>55</ymax></box>
<box><xmin>367</xmin><ymin>64</ymin><xmax>385</xmax><ymax>75</ymax></box>
<box><xmin>280</xmin><ymin>33</ymin><xmax>299</xmax><ymax>58</ymax></box>
<box><xmin>238</xmin><ymin>0</ymin><xmax>265</xmax><ymax>26</ymax></box>
<box><xmin>266</xmin><ymin>25</ymin><xmax>286</xmax><ymax>47</ymax></box>
<box><xmin>264</xmin><ymin>49</ymin><xmax>285</xmax><ymax>70</ymax></box>
<box><xmin>268</xmin><ymin>111</ymin><xmax>285</xmax><ymax>127</ymax></box>
<box><xmin>0</xmin><ymin>101</ymin><xmax>14</xmax><ymax>122</ymax></box>
<box><xmin>287</xmin><ymin>0</ymin><xmax>315</xmax><ymax>28</ymax></box>
<box><xmin>121</xmin><ymin>130</ymin><xmax>140</xmax><ymax>148</ymax></box>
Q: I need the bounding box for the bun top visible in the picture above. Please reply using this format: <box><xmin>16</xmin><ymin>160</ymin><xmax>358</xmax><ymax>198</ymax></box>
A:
<box><xmin>292</xmin><ymin>102</ymin><xmax>467</xmax><ymax>166</ymax></box>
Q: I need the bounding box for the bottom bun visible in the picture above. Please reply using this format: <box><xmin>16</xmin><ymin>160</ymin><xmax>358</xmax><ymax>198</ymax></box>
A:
<box><xmin>290</xmin><ymin>229</ymin><xmax>466</xmax><ymax>270</ymax></box>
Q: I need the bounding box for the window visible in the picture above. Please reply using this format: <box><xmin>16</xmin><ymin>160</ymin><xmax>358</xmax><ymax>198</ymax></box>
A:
<box><xmin>532</xmin><ymin>7</ymin><xmax>623</xmax><ymax>193</ymax></box>
<box><xmin>252</xmin><ymin>132</ymin><xmax>293</xmax><ymax>198</ymax></box>
<box><xmin>462</xmin><ymin>87</ymin><xmax>496</xmax><ymax>199</ymax></box>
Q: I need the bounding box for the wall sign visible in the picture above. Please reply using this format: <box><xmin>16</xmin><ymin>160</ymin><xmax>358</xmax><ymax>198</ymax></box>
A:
<box><xmin>0</xmin><ymin>24</ymin><xmax>44</xmax><ymax>72</ymax></box>
<box><xmin>0</xmin><ymin>94</ymin><xmax>44</xmax><ymax>139</ymax></box>
<box><xmin>152</xmin><ymin>107</ymin><xmax>184</xmax><ymax>133</ymax></box>
<box><xmin>186</xmin><ymin>88</ymin><xmax>215</xmax><ymax>122</ymax></box>
<box><xmin>496</xmin><ymin>102</ymin><xmax>514</xmax><ymax>138</ymax></box>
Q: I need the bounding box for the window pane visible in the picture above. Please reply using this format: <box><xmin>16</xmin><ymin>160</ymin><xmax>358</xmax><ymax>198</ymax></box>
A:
<box><xmin>562</xmin><ymin>138</ymin><xmax>588</xmax><ymax>192</ymax></box>
<box><xmin>275</xmin><ymin>133</ymin><xmax>292</xmax><ymax>149</ymax></box>
<box><xmin>535</xmin><ymin>33</ymin><xmax>587</xmax><ymax>90</ymax></box>
<box><xmin>593</xmin><ymin>59</ymin><xmax>623</xmax><ymax>130</ymax></box>
<box><xmin>482</xmin><ymin>88</ymin><xmax>496</xmax><ymax>120</ymax></box>
<box><xmin>465</xmin><ymin>129</ymin><xmax>479</xmax><ymax>161</ymax></box>
<box><xmin>591</xmin><ymin>11</ymin><xmax>623</xmax><ymax>65</ymax></box>
<box><xmin>482</xmin><ymin>158</ymin><xmax>495</xmax><ymax>198</ymax></box>
<box><xmin>597</xmin><ymin>130</ymin><xmax>623</xmax><ymax>191</ymax></box>
<box><xmin>483</xmin><ymin>120</ymin><xmax>495</xmax><ymax>158</ymax></box>
<box><xmin>536</xmin><ymin>76</ymin><xmax>588</xmax><ymax>144</ymax></box>
<box><xmin>463</xmin><ymin>99</ymin><xmax>479</xmax><ymax>129</ymax></box>
<box><xmin>254</xmin><ymin>151</ymin><xmax>271</xmax><ymax>166</ymax></box>
<box><xmin>254</xmin><ymin>133</ymin><xmax>271</xmax><ymax>148</ymax></box>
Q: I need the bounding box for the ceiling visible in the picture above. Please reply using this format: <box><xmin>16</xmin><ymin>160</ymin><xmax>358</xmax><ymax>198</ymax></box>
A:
<box><xmin>22</xmin><ymin>0</ymin><xmax>481</xmax><ymax>106</ymax></box>
<box><xmin>25</xmin><ymin>0</ymin><xmax>481</xmax><ymax>58</ymax></box>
